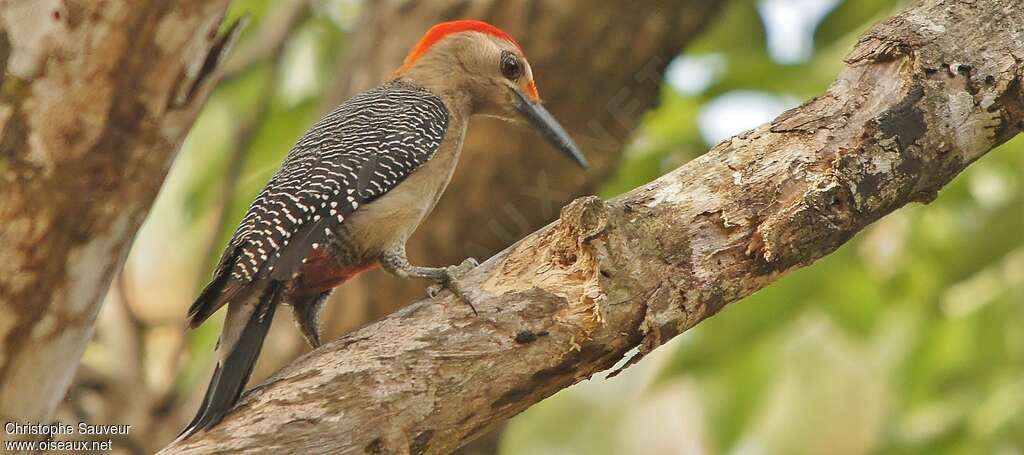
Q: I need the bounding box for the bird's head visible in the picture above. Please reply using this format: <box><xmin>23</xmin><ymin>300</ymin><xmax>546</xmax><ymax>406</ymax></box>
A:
<box><xmin>394</xmin><ymin>20</ymin><xmax>588</xmax><ymax>169</ymax></box>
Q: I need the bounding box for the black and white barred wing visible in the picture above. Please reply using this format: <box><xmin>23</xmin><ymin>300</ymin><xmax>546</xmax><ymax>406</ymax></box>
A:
<box><xmin>187</xmin><ymin>82</ymin><xmax>449</xmax><ymax>326</ymax></box>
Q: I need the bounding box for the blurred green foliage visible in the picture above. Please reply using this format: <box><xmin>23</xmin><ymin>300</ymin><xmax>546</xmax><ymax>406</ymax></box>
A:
<box><xmin>507</xmin><ymin>0</ymin><xmax>1024</xmax><ymax>453</ymax></box>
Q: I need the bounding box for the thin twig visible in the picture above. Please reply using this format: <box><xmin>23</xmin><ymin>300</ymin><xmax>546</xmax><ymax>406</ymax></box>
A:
<box><xmin>220</xmin><ymin>0</ymin><xmax>311</xmax><ymax>81</ymax></box>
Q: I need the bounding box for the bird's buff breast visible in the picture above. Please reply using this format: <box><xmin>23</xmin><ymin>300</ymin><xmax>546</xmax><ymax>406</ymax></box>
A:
<box><xmin>343</xmin><ymin>124</ymin><xmax>467</xmax><ymax>254</ymax></box>
<box><xmin>294</xmin><ymin>119</ymin><xmax>468</xmax><ymax>294</ymax></box>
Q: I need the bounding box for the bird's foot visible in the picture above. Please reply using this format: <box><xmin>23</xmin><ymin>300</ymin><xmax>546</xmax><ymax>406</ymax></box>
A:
<box><xmin>450</xmin><ymin>257</ymin><xmax>480</xmax><ymax>277</ymax></box>
<box><xmin>426</xmin><ymin>258</ymin><xmax>480</xmax><ymax>315</ymax></box>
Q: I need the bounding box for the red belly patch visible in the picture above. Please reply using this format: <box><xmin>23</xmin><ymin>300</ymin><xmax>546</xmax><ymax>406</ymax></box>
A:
<box><xmin>297</xmin><ymin>247</ymin><xmax>378</xmax><ymax>295</ymax></box>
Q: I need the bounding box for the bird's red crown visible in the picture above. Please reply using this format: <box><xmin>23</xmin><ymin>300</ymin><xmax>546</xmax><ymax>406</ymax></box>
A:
<box><xmin>397</xmin><ymin>20</ymin><xmax>526</xmax><ymax>73</ymax></box>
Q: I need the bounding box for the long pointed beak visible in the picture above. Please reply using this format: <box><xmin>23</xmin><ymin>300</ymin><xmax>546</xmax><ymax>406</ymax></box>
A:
<box><xmin>512</xmin><ymin>88</ymin><xmax>589</xmax><ymax>169</ymax></box>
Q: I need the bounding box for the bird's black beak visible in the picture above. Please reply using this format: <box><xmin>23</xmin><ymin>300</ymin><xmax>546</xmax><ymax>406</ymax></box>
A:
<box><xmin>512</xmin><ymin>88</ymin><xmax>589</xmax><ymax>169</ymax></box>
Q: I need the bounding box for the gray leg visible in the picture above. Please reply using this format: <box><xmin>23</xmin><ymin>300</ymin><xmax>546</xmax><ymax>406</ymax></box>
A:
<box><xmin>290</xmin><ymin>291</ymin><xmax>331</xmax><ymax>349</ymax></box>
<box><xmin>380</xmin><ymin>246</ymin><xmax>479</xmax><ymax>314</ymax></box>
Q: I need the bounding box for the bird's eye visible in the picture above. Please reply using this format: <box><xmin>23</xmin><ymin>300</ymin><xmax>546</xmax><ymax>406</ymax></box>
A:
<box><xmin>500</xmin><ymin>51</ymin><xmax>522</xmax><ymax>81</ymax></box>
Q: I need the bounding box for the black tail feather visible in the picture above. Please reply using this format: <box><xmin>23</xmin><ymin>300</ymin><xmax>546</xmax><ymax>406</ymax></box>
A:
<box><xmin>188</xmin><ymin>248</ymin><xmax>246</xmax><ymax>328</ymax></box>
<box><xmin>179</xmin><ymin>282</ymin><xmax>282</xmax><ymax>439</ymax></box>
<box><xmin>186</xmin><ymin>267</ymin><xmax>232</xmax><ymax>328</ymax></box>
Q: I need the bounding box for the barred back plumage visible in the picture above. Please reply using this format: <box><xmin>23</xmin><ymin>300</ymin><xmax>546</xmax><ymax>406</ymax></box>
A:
<box><xmin>223</xmin><ymin>81</ymin><xmax>449</xmax><ymax>284</ymax></box>
<box><xmin>181</xmin><ymin>81</ymin><xmax>451</xmax><ymax>438</ymax></box>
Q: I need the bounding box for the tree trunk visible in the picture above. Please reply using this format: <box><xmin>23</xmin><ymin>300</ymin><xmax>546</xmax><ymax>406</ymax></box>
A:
<box><xmin>161</xmin><ymin>0</ymin><xmax>1024</xmax><ymax>453</ymax></box>
<box><xmin>317</xmin><ymin>0</ymin><xmax>725</xmax><ymax>337</ymax></box>
<box><xmin>0</xmin><ymin>0</ymin><xmax>236</xmax><ymax>426</ymax></box>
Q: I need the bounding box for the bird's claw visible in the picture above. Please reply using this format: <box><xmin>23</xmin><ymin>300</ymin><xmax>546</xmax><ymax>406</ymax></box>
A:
<box><xmin>426</xmin><ymin>284</ymin><xmax>443</xmax><ymax>299</ymax></box>
<box><xmin>425</xmin><ymin>258</ymin><xmax>480</xmax><ymax>315</ymax></box>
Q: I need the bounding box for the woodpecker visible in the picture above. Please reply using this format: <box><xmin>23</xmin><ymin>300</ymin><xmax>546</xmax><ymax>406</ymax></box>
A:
<box><xmin>178</xmin><ymin>20</ymin><xmax>587</xmax><ymax>438</ymax></box>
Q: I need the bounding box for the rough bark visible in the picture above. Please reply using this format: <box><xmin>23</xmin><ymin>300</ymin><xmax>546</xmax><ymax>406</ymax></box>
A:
<box><xmin>0</xmin><ymin>0</ymin><xmax>236</xmax><ymax>424</ymax></box>
<box><xmin>316</xmin><ymin>0</ymin><xmax>726</xmax><ymax>336</ymax></box>
<box><xmin>163</xmin><ymin>0</ymin><xmax>1024</xmax><ymax>452</ymax></box>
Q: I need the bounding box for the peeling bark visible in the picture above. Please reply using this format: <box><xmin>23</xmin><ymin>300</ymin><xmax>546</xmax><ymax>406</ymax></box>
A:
<box><xmin>164</xmin><ymin>0</ymin><xmax>1024</xmax><ymax>453</ymax></box>
<box><xmin>0</xmin><ymin>0</ymin><xmax>236</xmax><ymax>424</ymax></box>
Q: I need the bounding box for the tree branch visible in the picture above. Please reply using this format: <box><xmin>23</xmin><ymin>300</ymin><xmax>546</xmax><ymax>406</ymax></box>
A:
<box><xmin>163</xmin><ymin>0</ymin><xmax>1023</xmax><ymax>453</ymax></box>
<box><xmin>0</xmin><ymin>0</ymin><xmax>236</xmax><ymax>424</ymax></box>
